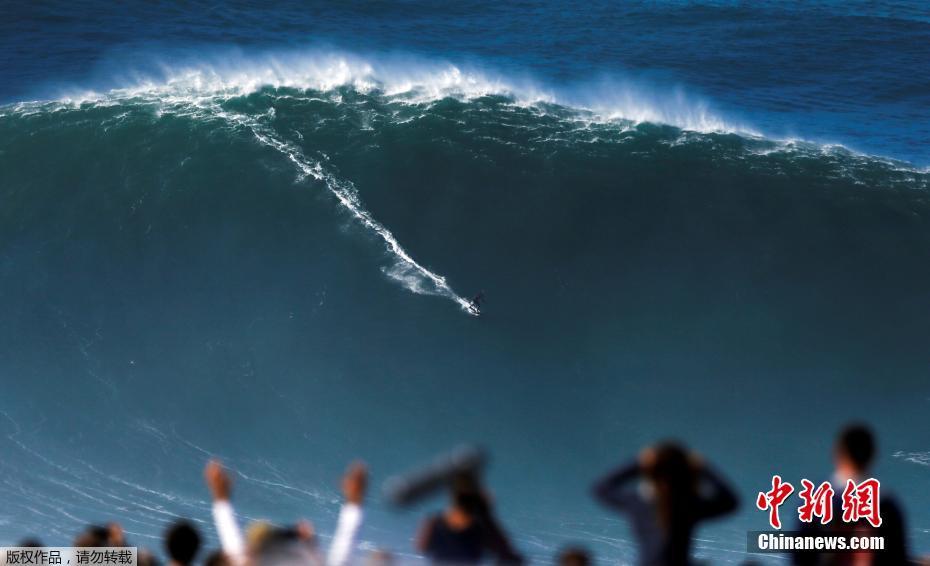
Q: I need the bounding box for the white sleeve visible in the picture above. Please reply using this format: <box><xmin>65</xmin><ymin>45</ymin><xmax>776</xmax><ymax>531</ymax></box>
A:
<box><xmin>212</xmin><ymin>500</ymin><xmax>246</xmax><ymax>563</ymax></box>
<box><xmin>327</xmin><ymin>503</ymin><xmax>364</xmax><ymax>566</ymax></box>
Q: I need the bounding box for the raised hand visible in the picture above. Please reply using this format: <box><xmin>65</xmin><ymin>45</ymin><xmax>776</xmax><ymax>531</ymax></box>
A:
<box><xmin>204</xmin><ymin>459</ymin><xmax>232</xmax><ymax>501</ymax></box>
<box><xmin>342</xmin><ymin>461</ymin><xmax>368</xmax><ymax>505</ymax></box>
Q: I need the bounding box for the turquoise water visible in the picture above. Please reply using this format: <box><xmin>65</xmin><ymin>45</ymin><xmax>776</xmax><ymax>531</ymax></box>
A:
<box><xmin>1</xmin><ymin>1</ymin><xmax>929</xmax><ymax>563</ymax></box>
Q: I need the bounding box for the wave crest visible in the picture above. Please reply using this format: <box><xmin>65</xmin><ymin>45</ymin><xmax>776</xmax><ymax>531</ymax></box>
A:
<box><xmin>47</xmin><ymin>48</ymin><xmax>747</xmax><ymax>134</ymax></box>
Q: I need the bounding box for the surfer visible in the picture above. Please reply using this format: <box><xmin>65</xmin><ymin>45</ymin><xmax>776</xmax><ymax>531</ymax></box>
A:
<box><xmin>468</xmin><ymin>292</ymin><xmax>485</xmax><ymax>314</ymax></box>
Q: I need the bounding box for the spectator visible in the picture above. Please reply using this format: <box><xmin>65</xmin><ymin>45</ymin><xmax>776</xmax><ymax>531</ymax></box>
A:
<box><xmin>137</xmin><ymin>550</ymin><xmax>161</xmax><ymax>566</ymax></box>
<box><xmin>74</xmin><ymin>523</ymin><xmax>125</xmax><ymax>547</ymax></box>
<box><xmin>557</xmin><ymin>546</ymin><xmax>592</xmax><ymax>566</ymax></box>
<box><xmin>204</xmin><ymin>459</ymin><xmax>366</xmax><ymax>566</ymax></box>
<box><xmin>164</xmin><ymin>520</ymin><xmax>201</xmax><ymax>566</ymax></box>
<box><xmin>792</xmin><ymin>423</ymin><xmax>909</xmax><ymax>565</ymax></box>
<box><xmin>203</xmin><ymin>550</ymin><xmax>232</xmax><ymax>566</ymax></box>
<box><xmin>328</xmin><ymin>462</ymin><xmax>367</xmax><ymax>566</ymax></box>
<box><xmin>593</xmin><ymin>441</ymin><xmax>738</xmax><ymax>566</ymax></box>
<box><xmin>365</xmin><ymin>550</ymin><xmax>395</xmax><ymax>566</ymax></box>
<box><xmin>415</xmin><ymin>471</ymin><xmax>523</xmax><ymax>564</ymax></box>
<box><xmin>17</xmin><ymin>539</ymin><xmax>43</xmax><ymax>548</ymax></box>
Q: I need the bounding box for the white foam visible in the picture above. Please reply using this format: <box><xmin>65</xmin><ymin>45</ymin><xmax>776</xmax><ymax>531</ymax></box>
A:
<box><xmin>11</xmin><ymin>48</ymin><xmax>928</xmax><ymax>171</ymax></box>
<box><xmin>212</xmin><ymin>104</ymin><xmax>477</xmax><ymax>315</ymax></box>
<box><xmin>11</xmin><ymin>56</ymin><xmax>479</xmax><ymax>313</ymax></box>
<box><xmin>893</xmin><ymin>450</ymin><xmax>930</xmax><ymax>467</ymax></box>
<box><xmin>43</xmin><ymin>48</ymin><xmax>749</xmax><ymax>135</ymax></box>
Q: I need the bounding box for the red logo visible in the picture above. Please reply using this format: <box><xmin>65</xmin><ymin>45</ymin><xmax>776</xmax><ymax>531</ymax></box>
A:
<box><xmin>756</xmin><ymin>475</ymin><xmax>794</xmax><ymax>529</ymax></box>
<box><xmin>798</xmin><ymin>479</ymin><xmax>834</xmax><ymax>524</ymax></box>
<box><xmin>757</xmin><ymin>476</ymin><xmax>882</xmax><ymax>529</ymax></box>
<box><xmin>841</xmin><ymin>478</ymin><xmax>882</xmax><ymax>527</ymax></box>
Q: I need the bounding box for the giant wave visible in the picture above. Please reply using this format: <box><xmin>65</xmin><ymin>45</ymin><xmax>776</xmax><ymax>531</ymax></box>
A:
<box><xmin>3</xmin><ymin>50</ymin><xmax>926</xmax><ymax>314</ymax></box>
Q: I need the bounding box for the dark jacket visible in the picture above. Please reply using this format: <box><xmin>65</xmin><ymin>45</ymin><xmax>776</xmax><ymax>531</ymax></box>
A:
<box><xmin>593</xmin><ymin>461</ymin><xmax>738</xmax><ymax>566</ymax></box>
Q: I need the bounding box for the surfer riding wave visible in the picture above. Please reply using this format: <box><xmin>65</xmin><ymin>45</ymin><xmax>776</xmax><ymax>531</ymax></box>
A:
<box><xmin>467</xmin><ymin>292</ymin><xmax>485</xmax><ymax>315</ymax></box>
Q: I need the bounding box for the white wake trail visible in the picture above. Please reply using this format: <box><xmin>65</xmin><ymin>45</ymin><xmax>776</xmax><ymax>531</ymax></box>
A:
<box><xmin>215</xmin><ymin>108</ymin><xmax>476</xmax><ymax>315</ymax></box>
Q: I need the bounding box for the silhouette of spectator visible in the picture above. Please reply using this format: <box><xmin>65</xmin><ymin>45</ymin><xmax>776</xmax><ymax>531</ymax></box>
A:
<box><xmin>203</xmin><ymin>550</ymin><xmax>232</xmax><ymax>566</ymax></box>
<box><xmin>415</xmin><ymin>471</ymin><xmax>523</xmax><ymax>564</ymax></box>
<box><xmin>164</xmin><ymin>520</ymin><xmax>201</xmax><ymax>566</ymax></box>
<box><xmin>74</xmin><ymin>523</ymin><xmax>125</xmax><ymax>547</ymax></box>
<box><xmin>329</xmin><ymin>462</ymin><xmax>367</xmax><ymax>566</ymax></box>
<box><xmin>17</xmin><ymin>539</ymin><xmax>43</xmax><ymax>548</ymax></box>
<box><xmin>137</xmin><ymin>551</ymin><xmax>161</xmax><ymax>566</ymax></box>
<box><xmin>365</xmin><ymin>549</ymin><xmax>395</xmax><ymax>566</ymax></box>
<box><xmin>557</xmin><ymin>546</ymin><xmax>592</xmax><ymax>566</ymax></box>
<box><xmin>593</xmin><ymin>441</ymin><xmax>738</xmax><ymax>566</ymax></box>
<box><xmin>792</xmin><ymin>423</ymin><xmax>909</xmax><ymax>565</ymax></box>
<box><xmin>204</xmin><ymin>459</ymin><xmax>366</xmax><ymax>566</ymax></box>
<box><xmin>246</xmin><ymin>521</ymin><xmax>319</xmax><ymax>566</ymax></box>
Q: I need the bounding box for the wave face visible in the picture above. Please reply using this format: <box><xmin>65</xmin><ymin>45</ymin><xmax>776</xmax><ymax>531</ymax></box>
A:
<box><xmin>2</xmin><ymin>62</ymin><xmax>930</xmax><ymax>560</ymax></box>
<box><xmin>7</xmin><ymin>58</ymin><xmax>925</xmax><ymax>309</ymax></box>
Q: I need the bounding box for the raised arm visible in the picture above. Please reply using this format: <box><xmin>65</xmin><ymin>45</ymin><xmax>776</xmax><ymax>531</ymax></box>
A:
<box><xmin>479</xmin><ymin>513</ymin><xmax>524</xmax><ymax>565</ymax></box>
<box><xmin>327</xmin><ymin>462</ymin><xmax>367</xmax><ymax>566</ymax></box>
<box><xmin>694</xmin><ymin>463</ymin><xmax>739</xmax><ymax>519</ymax></box>
<box><xmin>415</xmin><ymin>516</ymin><xmax>438</xmax><ymax>554</ymax></box>
<box><xmin>592</xmin><ymin>460</ymin><xmax>641</xmax><ymax>511</ymax></box>
<box><xmin>205</xmin><ymin>460</ymin><xmax>246</xmax><ymax>564</ymax></box>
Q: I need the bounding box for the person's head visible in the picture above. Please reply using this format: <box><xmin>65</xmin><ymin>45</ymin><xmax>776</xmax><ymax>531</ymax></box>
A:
<box><xmin>203</xmin><ymin>551</ymin><xmax>231</xmax><ymax>566</ymax></box>
<box><xmin>164</xmin><ymin>520</ymin><xmax>201</xmax><ymax>566</ymax></box>
<box><xmin>365</xmin><ymin>550</ymin><xmax>395</xmax><ymax>566</ymax></box>
<box><xmin>17</xmin><ymin>539</ymin><xmax>42</xmax><ymax>548</ymax></box>
<box><xmin>449</xmin><ymin>471</ymin><xmax>488</xmax><ymax>518</ymax></box>
<box><xmin>643</xmin><ymin>441</ymin><xmax>698</xmax><ymax>530</ymax></box>
<box><xmin>137</xmin><ymin>550</ymin><xmax>162</xmax><ymax>566</ymax></box>
<box><xmin>246</xmin><ymin>521</ymin><xmax>276</xmax><ymax>556</ymax></box>
<box><xmin>835</xmin><ymin>423</ymin><xmax>875</xmax><ymax>477</ymax></box>
<box><xmin>557</xmin><ymin>546</ymin><xmax>591</xmax><ymax>566</ymax></box>
<box><xmin>249</xmin><ymin>525</ymin><xmax>317</xmax><ymax>566</ymax></box>
<box><xmin>74</xmin><ymin>525</ymin><xmax>110</xmax><ymax>547</ymax></box>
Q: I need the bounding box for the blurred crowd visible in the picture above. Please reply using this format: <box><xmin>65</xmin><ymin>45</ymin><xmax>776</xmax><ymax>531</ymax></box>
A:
<box><xmin>8</xmin><ymin>423</ymin><xmax>925</xmax><ymax>565</ymax></box>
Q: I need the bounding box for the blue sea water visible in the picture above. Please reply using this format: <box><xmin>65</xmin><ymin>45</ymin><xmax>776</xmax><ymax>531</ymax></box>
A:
<box><xmin>1</xmin><ymin>1</ymin><xmax>929</xmax><ymax>563</ymax></box>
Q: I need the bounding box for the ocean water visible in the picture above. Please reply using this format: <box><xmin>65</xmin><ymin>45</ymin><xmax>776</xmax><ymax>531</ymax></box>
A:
<box><xmin>1</xmin><ymin>1</ymin><xmax>929</xmax><ymax>563</ymax></box>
